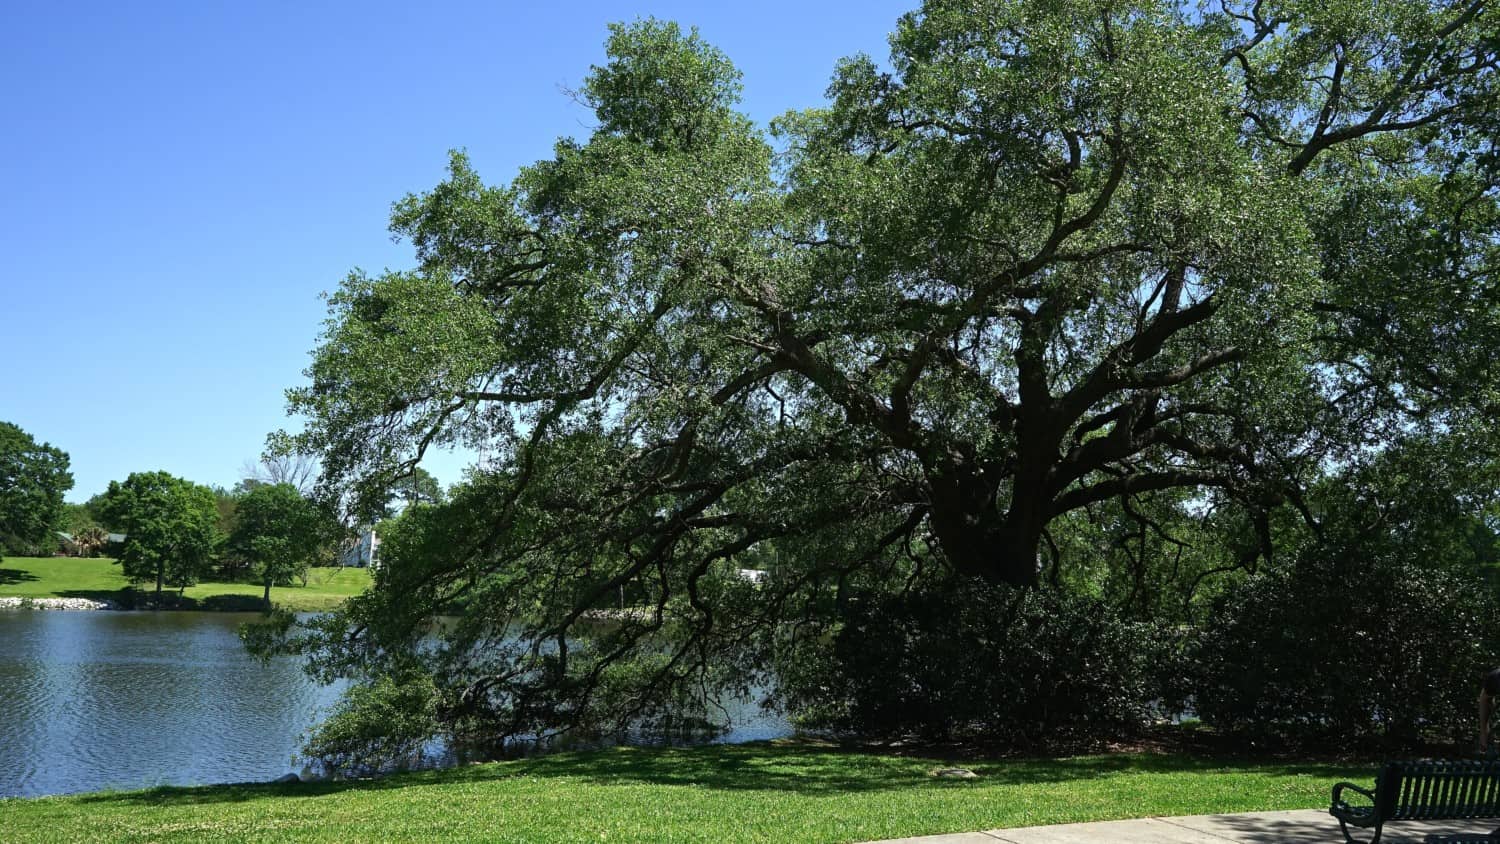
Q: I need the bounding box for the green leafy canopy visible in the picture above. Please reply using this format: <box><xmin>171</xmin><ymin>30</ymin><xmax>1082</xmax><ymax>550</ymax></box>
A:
<box><xmin>99</xmin><ymin>471</ymin><xmax>220</xmax><ymax>600</ymax></box>
<box><xmin>269</xmin><ymin>3</ymin><xmax>1500</xmax><ymax>757</ymax></box>
<box><xmin>231</xmin><ymin>482</ymin><xmax>338</xmax><ymax>606</ymax></box>
<box><xmin>0</xmin><ymin>421</ymin><xmax>73</xmax><ymax>560</ymax></box>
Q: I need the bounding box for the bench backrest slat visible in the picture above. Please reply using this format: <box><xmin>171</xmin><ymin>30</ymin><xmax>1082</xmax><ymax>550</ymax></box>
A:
<box><xmin>1421</xmin><ymin>763</ymin><xmax>1439</xmax><ymax>818</ymax></box>
<box><xmin>1410</xmin><ymin>764</ymin><xmax>1434</xmax><ymax>818</ymax></box>
<box><xmin>1458</xmin><ymin>764</ymin><xmax>1476</xmax><ymax>815</ymax></box>
<box><xmin>1483</xmin><ymin>767</ymin><xmax>1500</xmax><ymax>815</ymax></box>
<box><xmin>1445</xmin><ymin>762</ymin><xmax>1460</xmax><ymax>813</ymax></box>
<box><xmin>1434</xmin><ymin>762</ymin><xmax>1454</xmax><ymax>817</ymax></box>
<box><xmin>1453</xmin><ymin>766</ymin><xmax>1474</xmax><ymax>815</ymax></box>
<box><xmin>1383</xmin><ymin>760</ymin><xmax>1500</xmax><ymax>822</ymax></box>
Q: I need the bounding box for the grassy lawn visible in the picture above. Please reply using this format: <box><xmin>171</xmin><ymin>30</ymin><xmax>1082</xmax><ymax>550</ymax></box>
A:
<box><xmin>0</xmin><ymin>742</ymin><xmax>1367</xmax><ymax>843</ymax></box>
<box><xmin>0</xmin><ymin>556</ymin><xmax>371</xmax><ymax>612</ymax></box>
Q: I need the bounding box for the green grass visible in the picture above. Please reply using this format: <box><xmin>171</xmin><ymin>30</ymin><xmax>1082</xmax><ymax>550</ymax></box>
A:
<box><xmin>0</xmin><ymin>556</ymin><xmax>371</xmax><ymax>612</ymax></box>
<box><xmin>0</xmin><ymin>742</ymin><xmax>1370</xmax><ymax>843</ymax></box>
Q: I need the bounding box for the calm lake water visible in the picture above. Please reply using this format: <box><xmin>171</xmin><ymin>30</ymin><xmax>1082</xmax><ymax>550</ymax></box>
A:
<box><xmin>0</xmin><ymin>610</ymin><xmax>790</xmax><ymax>798</ymax></box>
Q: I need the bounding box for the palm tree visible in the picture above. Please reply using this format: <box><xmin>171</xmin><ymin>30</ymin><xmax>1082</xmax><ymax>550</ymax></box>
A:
<box><xmin>73</xmin><ymin>526</ymin><xmax>109</xmax><ymax>558</ymax></box>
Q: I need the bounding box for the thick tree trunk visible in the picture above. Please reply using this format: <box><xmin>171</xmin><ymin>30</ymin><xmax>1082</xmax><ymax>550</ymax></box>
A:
<box><xmin>990</xmin><ymin>523</ymin><xmax>1043</xmax><ymax>588</ymax></box>
<box><xmin>993</xmin><ymin>469</ymin><xmax>1051</xmax><ymax>588</ymax></box>
<box><xmin>263</xmin><ymin>579</ymin><xmax>273</xmax><ymax>610</ymax></box>
<box><xmin>975</xmin><ymin>400</ymin><xmax>1063</xmax><ymax>589</ymax></box>
<box><xmin>926</xmin><ymin>466</ymin><xmax>1043</xmax><ymax>588</ymax></box>
<box><xmin>154</xmin><ymin>566</ymin><xmax>164</xmax><ymax>609</ymax></box>
<box><xmin>927</xmin><ymin>468</ymin><xmax>993</xmax><ymax>577</ymax></box>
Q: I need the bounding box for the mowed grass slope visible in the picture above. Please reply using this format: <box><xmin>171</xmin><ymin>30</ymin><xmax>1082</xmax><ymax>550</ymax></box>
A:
<box><xmin>0</xmin><ymin>743</ymin><xmax>1367</xmax><ymax>843</ymax></box>
<box><xmin>0</xmin><ymin>556</ymin><xmax>371</xmax><ymax>611</ymax></box>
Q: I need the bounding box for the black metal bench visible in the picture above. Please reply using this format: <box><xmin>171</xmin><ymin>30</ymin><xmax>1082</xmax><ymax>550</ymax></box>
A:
<box><xmin>1331</xmin><ymin>759</ymin><xmax>1500</xmax><ymax>843</ymax></box>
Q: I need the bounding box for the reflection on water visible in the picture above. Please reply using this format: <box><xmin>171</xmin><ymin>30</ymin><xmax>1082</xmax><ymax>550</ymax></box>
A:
<box><xmin>0</xmin><ymin>611</ymin><xmax>344</xmax><ymax>798</ymax></box>
<box><xmin>0</xmin><ymin>611</ymin><xmax>791</xmax><ymax>798</ymax></box>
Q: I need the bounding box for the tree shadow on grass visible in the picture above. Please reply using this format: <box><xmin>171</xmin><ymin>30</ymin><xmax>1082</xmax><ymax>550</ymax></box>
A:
<box><xmin>503</xmin><ymin>742</ymin><xmax>1368</xmax><ymax>790</ymax></box>
<box><xmin>51</xmin><ymin>589</ymin><xmax>269</xmax><ymax>612</ymax></box>
<box><xmin>54</xmin><ymin>588</ymin><xmax>140</xmax><ymax>607</ymax></box>
<box><xmin>63</xmin><ymin>742</ymin><xmax>1374</xmax><ymax>809</ymax></box>
<box><xmin>193</xmin><ymin>594</ymin><xmax>269</xmax><ymax>612</ymax></box>
<box><xmin>0</xmin><ymin>567</ymin><xmax>40</xmax><ymax>585</ymax></box>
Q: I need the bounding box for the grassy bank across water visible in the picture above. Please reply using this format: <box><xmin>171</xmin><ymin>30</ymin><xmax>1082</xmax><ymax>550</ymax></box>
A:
<box><xmin>0</xmin><ymin>556</ymin><xmax>371</xmax><ymax>612</ymax></box>
<box><xmin>0</xmin><ymin>742</ymin><xmax>1367</xmax><ymax>843</ymax></box>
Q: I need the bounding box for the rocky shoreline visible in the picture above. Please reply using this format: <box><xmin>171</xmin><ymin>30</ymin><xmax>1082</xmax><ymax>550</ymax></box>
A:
<box><xmin>0</xmin><ymin>597</ymin><xmax>117</xmax><ymax>611</ymax></box>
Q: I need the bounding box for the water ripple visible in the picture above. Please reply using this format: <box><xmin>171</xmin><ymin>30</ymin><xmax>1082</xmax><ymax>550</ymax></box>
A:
<box><xmin>0</xmin><ymin>611</ymin><xmax>344</xmax><ymax>798</ymax></box>
<box><xmin>0</xmin><ymin>610</ymin><xmax>791</xmax><ymax>797</ymax></box>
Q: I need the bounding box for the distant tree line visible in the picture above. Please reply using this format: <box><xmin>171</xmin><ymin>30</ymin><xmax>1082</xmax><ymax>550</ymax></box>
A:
<box><xmin>1</xmin><ymin>425</ymin><xmax>431</xmax><ymax>609</ymax></box>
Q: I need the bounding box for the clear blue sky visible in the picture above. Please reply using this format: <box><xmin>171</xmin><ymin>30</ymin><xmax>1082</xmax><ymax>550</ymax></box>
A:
<box><xmin>2</xmin><ymin>0</ymin><xmax>913</xmax><ymax>501</ymax></box>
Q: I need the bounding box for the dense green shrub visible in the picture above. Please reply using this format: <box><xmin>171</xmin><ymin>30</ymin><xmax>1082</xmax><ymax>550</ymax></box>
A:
<box><xmin>776</xmin><ymin>578</ymin><xmax>1168</xmax><ymax>747</ymax></box>
<box><xmin>1191</xmin><ymin>554</ymin><xmax>1500</xmax><ymax>746</ymax></box>
<box><xmin>1190</xmin><ymin>441</ymin><xmax>1500</xmax><ymax>747</ymax></box>
<box><xmin>301</xmin><ymin>672</ymin><xmax>443</xmax><ymax>775</ymax></box>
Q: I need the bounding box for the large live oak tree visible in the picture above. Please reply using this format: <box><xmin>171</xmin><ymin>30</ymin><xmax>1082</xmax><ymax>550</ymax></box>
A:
<box><xmin>274</xmin><ymin>1</ymin><xmax>1500</xmax><ymax>752</ymax></box>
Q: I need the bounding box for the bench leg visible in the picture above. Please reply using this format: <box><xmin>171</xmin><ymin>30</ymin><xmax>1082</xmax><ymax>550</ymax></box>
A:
<box><xmin>1337</xmin><ymin>815</ymin><xmax>1382</xmax><ymax>844</ymax></box>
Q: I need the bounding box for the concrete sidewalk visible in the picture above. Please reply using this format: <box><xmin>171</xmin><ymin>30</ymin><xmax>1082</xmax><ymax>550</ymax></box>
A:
<box><xmin>868</xmin><ymin>809</ymin><xmax>1499</xmax><ymax>843</ymax></box>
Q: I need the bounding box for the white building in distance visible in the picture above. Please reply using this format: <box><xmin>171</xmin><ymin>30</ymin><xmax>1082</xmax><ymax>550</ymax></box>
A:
<box><xmin>340</xmin><ymin>529</ymin><xmax>380</xmax><ymax>568</ymax></box>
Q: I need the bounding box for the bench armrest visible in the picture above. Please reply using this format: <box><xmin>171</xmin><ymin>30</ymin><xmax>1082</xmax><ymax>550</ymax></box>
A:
<box><xmin>1332</xmin><ymin>781</ymin><xmax>1378</xmax><ymax>810</ymax></box>
<box><xmin>1331</xmin><ymin>781</ymin><xmax>1386</xmax><ymax>844</ymax></box>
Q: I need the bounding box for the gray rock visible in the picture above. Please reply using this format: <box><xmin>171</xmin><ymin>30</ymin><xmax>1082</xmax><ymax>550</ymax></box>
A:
<box><xmin>0</xmin><ymin>596</ymin><xmax>115</xmax><ymax>611</ymax></box>
<box><xmin>272</xmin><ymin>773</ymin><xmax>300</xmax><ymax>783</ymax></box>
<box><xmin>931</xmin><ymin>767</ymin><xmax>979</xmax><ymax>779</ymax></box>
